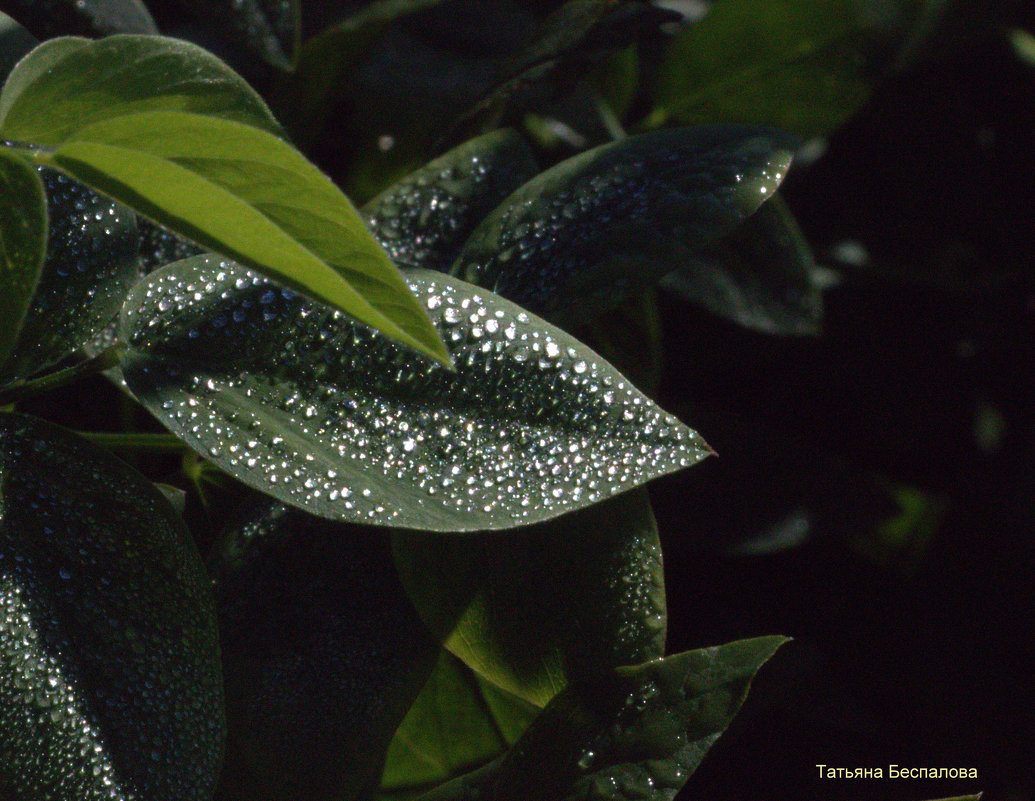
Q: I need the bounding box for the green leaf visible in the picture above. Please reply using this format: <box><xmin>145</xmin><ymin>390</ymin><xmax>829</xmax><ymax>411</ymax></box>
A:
<box><xmin>0</xmin><ymin>34</ymin><xmax>284</xmax><ymax>145</ymax></box>
<box><xmin>650</xmin><ymin>0</ymin><xmax>932</xmax><ymax>137</ymax></box>
<box><xmin>211</xmin><ymin>502</ymin><xmax>438</xmax><ymax>801</ymax></box>
<box><xmin>38</xmin><ymin>109</ymin><xmax>451</xmax><ymax>366</ymax></box>
<box><xmin>177</xmin><ymin>0</ymin><xmax>299</xmax><ymax>70</ymax></box>
<box><xmin>0</xmin><ymin>147</ymin><xmax>46</xmax><ymax>372</ymax></box>
<box><xmin>453</xmin><ymin>125</ymin><xmax>797</xmax><ymax>324</ymax></box>
<box><xmin>1</xmin><ymin>12</ymin><xmax>37</xmax><ymax>83</ymax></box>
<box><xmin>419</xmin><ymin>636</ymin><xmax>788</xmax><ymax>801</ymax></box>
<box><xmin>119</xmin><ymin>254</ymin><xmax>710</xmax><ymax>531</ymax></box>
<box><xmin>0</xmin><ymin>167</ymin><xmax>138</xmax><ymax>384</ymax></box>
<box><xmin>380</xmin><ymin>650</ymin><xmax>540</xmax><ymax>799</ymax></box>
<box><xmin>0</xmin><ymin>0</ymin><xmax>156</xmax><ymax>39</ymax></box>
<box><xmin>362</xmin><ymin>129</ymin><xmax>538</xmax><ymax>273</ymax></box>
<box><xmin>0</xmin><ymin>411</ymin><xmax>223</xmax><ymax>801</ymax></box>
<box><xmin>392</xmin><ymin>488</ymin><xmax>665</xmax><ymax>706</ymax></box>
<box><xmin>658</xmin><ymin>194</ymin><xmax>823</xmax><ymax>335</ymax></box>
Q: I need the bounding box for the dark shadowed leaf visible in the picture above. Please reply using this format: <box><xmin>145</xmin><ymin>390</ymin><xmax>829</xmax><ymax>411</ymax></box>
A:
<box><xmin>0</xmin><ymin>412</ymin><xmax>223</xmax><ymax>801</ymax></box>
<box><xmin>658</xmin><ymin>194</ymin><xmax>823</xmax><ymax>335</ymax></box>
<box><xmin>380</xmin><ymin>650</ymin><xmax>540</xmax><ymax>799</ymax></box>
<box><xmin>138</xmin><ymin>218</ymin><xmax>203</xmax><ymax>274</ymax></box>
<box><xmin>0</xmin><ymin>34</ymin><xmax>285</xmax><ymax>145</ymax></box>
<box><xmin>392</xmin><ymin>488</ymin><xmax>665</xmax><ymax>706</ymax></box>
<box><xmin>210</xmin><ymin>502</ymin><xmax>438</xmax><ymax>801</ymax></box>
<box><xmin>362</xmin><ymin>129</ymin><xmax>538</xmax><ymax>273</ymax></box>
<box><xmin>37</xmin><ymin>110</ymin><xmax>450</xmax><ymax>366</ymax></box>
<box><xmin>0</xmin><ymin>167</ymin><xmax>138</xmax><ymax>383</ymax></box>
<box><xmin>177</xmin><ymin>0</ymin><xmax>299</xmax><ymax>70</ymax></box>
<box><xmin>418</xmin><ymin>636</ymin><xmax>788</xmax><ymax>801</ymax></box>
<box><xmin>0</xmin><ymin>148</ymin><xmax>46</xmax><ymax>372</ymax></box>
<box><xmin>0</xmin><ymin>12</ymin><xmax>37</xmax><ymax>82</ymax></box>
<box><xmin>0</xmin><ymin>0</ymin><xmax>156</xmax><ymax>39</ymax></box>
<box><xmin>119</xmin><ymin>254</ymin><xmax>710</xmax><ymax>531</ymax></box>
<box><xmin>453</xmin><ymin>126</ymin><xmax>796</xmax><ymax>324</ymax></box>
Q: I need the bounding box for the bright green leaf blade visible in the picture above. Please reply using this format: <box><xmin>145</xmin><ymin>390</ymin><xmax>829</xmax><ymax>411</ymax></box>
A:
<box><xmin>0</xmin><ymin>411</ymin><xmax>224</xmax><ymax>801</ymax></box>
<box><xmin>392</xmin><ymin>488</ymin><xmax>666</xmax><ymax>706</ymax></box>
<box><xmin>380</xmin><ymin>650</ymin><xmax>540</xmax><ymax>799</ymax></box>
<box><xmin>453</xmin><ymin>125</ymin><xmax>797</xmax><ymax>324</ymax></box>
<box><xmin>362</xmin><ymin>129</ymin><xmax>538</xmax><ymax>273</ymax></box>
<box><xmin>0</xmin><ymin>34</ymin><xmax>284</xmax><ymax>144</ymax></box>
<box><xmin>0</xmin><ymin>147</ymin><xmax>46</xmax><ymax>371</ymax></box>
<box><xmin>211</xmin><ymin>501</ymin><xmax>438</xmax><ymax>801</ymax></box>
<box><xmin>659</xmin><ymin>194</ymin><xmax>823</xmax><ymax>335</ymax></box>
<box><xmin>419</xmin><ymin>636</ymin><xmax>788</xmax><ymax>801</ymax></box>
<box><xmin>119</xmin><ymin>255</ymin><xmax>710</xmax><ymax>531</ymax></box>
<box><xmin>0</xmin><ymin>167</ymin><xmax>138</xmax><ymax>383</ymax></box>
<box><xmin>42</xmin><ymin>110</ymin><xmax>450</xmax><ymax>366</ymax></box>
<box><xmin>1</xmin><ymin>0</ymin><xmax>156</xmax><ymax>39</ymax></box>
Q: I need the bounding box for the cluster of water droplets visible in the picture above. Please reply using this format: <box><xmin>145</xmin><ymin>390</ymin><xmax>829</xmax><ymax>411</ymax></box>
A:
<box><xmin>121</xmin><ymin>256</ymin><xmax>709</xmax><ymax>531</ymax></box>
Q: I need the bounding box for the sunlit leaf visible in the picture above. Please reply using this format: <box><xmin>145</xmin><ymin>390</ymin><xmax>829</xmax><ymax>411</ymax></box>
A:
<box><xmin>0</xmin><ymin>0</ymin><xmax>156</xmax><ymax>39</ymax></box>
<box><xmin>418</xmin><ymin>637</ymin><xmax>788</xmax><ymax>801</ymax></box>
<box><xmin>0</xmin><ymin>411</ymin><xmax>223</xmax><ymax>801</ymax></box>
<box><xmin>453</xmin><ymin>126</ymin><xmax>796</xmax><ymax>324</ymax></box>
<box><xmin>362</xmin><ymin>129</ymin><xmax>538</xmax><ymax>273</ymax></box>
<box><xmin>0</xmin><ymin>34</ymin><xmax>285</xmax><ymax>145</ymax></box>
<box><xmin>120</xmin><ymin>254</ymin><xmax>710</xmax><ymax>531</ymax></box>
<box><xmin>392</xmin><ymin>488</ymin><xmax>665</xmax><ymax>706</ymax></box>
<box><xmin>37</xmin><ymin>110</ymin><xmax>451</xmax><ymax>366</ymax></box>
<box><xmin>0</xmin><ymin>167</ymin><xmax>138</xmax><ymax>383</ymax></box>
<box><xmin>211</xmin><ymin>501</ymin><xmax>437</xmax><ymax>801</ymax></box>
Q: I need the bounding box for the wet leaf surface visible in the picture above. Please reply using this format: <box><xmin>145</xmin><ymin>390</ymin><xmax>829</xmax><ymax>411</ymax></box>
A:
<box><xmin>120</xmin><ymin>254</ymin><xmax>710</xmax><ymax>531</ymax></box>
<box><xmin>0</xmin><ymin>411</ymin><xmax>223</xmax><ymax>801</ymax></box>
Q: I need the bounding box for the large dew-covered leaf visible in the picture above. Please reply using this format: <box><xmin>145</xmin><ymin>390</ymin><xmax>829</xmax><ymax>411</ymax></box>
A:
<box><xmin>38</xmin><ymin>110</ymin><xmax>451</xmax><ymax>366</ymax></box>
<box><xmin>0</xmin><ymin>412</ymin><xmax>224</xmax><ymax>801</ymax></box>
<box><xmin>453</xmin><ymin>126</ymin><xmax>797</xmax><ymax>324</ymax></box>
<box><xmin>211</xmin><ymin>502</ymin><xmax>437</xmax><ymax>801</ymax></box>
<box><xmin>0</xmin><ymin>167</ymin><xmax>138</xmax><ymax>383</ymax></box>
<box><xmin>392</xmin><ymin>488</ymin><xmax>665</xmax><ymax>706</ymax></box>
<box><xmin>362</xmin><ymin>130</ymin><xmax>538</xmax><ymax>273</ymax></box>
<box><xmin>0</xmin><ymin>34</ymin><xmax>284</xmax><ymax>145</ymax></box>
<box><xmin>419</xmin><ymin>637</ymin><xmax>788</xmax><ymax>801</ymax></box>
<box><xmin>119</xmin><ymin>254</ymin><xmax>710</xmax><ymax>531</ymax></box>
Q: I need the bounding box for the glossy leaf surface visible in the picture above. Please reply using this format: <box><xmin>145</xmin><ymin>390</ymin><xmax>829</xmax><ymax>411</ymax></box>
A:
<box><xmin>420</xmin><ymin>637</ymin><xmax>787</xmax><ymax>801</ymax></box>
<box><xmin>659</xmin><ymin>194</ymin><xmax>822</xmax><ymax>335</ymax></box>
<box><xmin>120</xmin><ymin>255</ymin><xmax>709</xmax><ymax>531</ymax></box>
<box><xmin>0</xmin><ymin>34</ymin><xmax>284</xmax><ymax>145</ymax></box>
<box><xmin>380</xmin><ymin>650</ymin><xmax>539</xmax><ymax>799</ymax></box>
<box><xmin>41</xmin><ymin>110</ymin><xmax>450</xmax><ymax>366</ymax></box>
<box><xmin>362</xmin><ymin>130</ymin><xmax>538</xmax><ymax>273</ymax></box>
<box><xmin>211</xmin><ymin>502</ymin><xmax>437</xmax><ymax>801</ymax></box>
<box><xmin>0</xmin><ymin>147</ymin><xmax>46</xmax><ymax>371</ymax></box>
<box><xmin>392</xmin><ymin>488</ymin><xmax>665</xmax><ymax>705</ymax></box>
<box><xmin>0</xmin><ymin>167</ymin><xmax>138</xmax><ymax>383</ymax></box>
<box><xmin>0</xmin><ymin>412</ymin><xmax>223</xmax><ymax>801</ymax></box>
<box><xmin>0</xmin><ymin>0</ymin><xmax>156</xmax><ymax>39</ymax></box>
<box><xmin>453</xmin><ymin>126</ymin><xmax>796</xmax><ymax>323</ymax></box>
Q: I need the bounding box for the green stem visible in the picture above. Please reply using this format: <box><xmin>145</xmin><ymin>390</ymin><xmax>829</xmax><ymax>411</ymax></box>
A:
<box><xmin>0</xmin><ymin>345</ymin><xmax>125</xmax><ymax>405</ymax></box>
<box><xmin>75</xmin><ymin>431</ymin><xmax>187</xmax><ymax>453</ymax></box>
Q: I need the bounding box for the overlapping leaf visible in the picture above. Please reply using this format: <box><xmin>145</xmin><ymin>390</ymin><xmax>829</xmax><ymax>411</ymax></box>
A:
<box><xmin>0</xmin><ymin>412</ymin><xmax>223</xmax><ymax>801</ymax></box>
<box><xmin>453</xmin><ymin>125</ymin><xmax>797</xmax><ymax>324</ymax></box>
<box><xmin>362</xmin><ymin>129</ymin><xmax>538</xmax><ymax>273</ymax></box>
<box><xmin>211</xmin><ymin>502</ymin><xmax>437</xmax><ymax>801</ymax></box>
<box><xmin>0</xmin><ymin>0</ymin><xmax>156</xmax><ymax>39</ymax></box>
<box><xmin>178</xmin><ymin>0</ymin><xmax>299</xmax><ymax>70</ymax></box>
<box><xmin>392</xmin><ymin>488</ymin><xmax>665</xmax><ymax>706</ymax></box>
<box><xmin>120</xmin><ymin>254</ymin><xmax>710</xmax><ymax>531</ymax></box>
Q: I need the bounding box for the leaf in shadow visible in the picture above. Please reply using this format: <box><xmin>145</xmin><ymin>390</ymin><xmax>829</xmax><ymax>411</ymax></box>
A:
<box><xmin>0</xmin><ymin>0</ymin><xmax>156</xmax><ymax>39</ymax></box>
<box><xmin>0</xmin><ymin>411</ymin><xmax>223</xmax><ymax>801</ymax></box>
<box><xmin>119</xmin><ymin>255</ymin><xmax>710</xmax><ymax>531</ymax></box>
<box><xmin>176</xmin><ymin>0</ymin><xmax>300</xmax><ymax>70</ymax></box>
<box><xmin>453</xmin><ymin>125</ymin><xmax>797</xmax><ymax>325</ymax></box>
<box><xmin>210</xmin><ymin>501</ymin><xmax>438</xmax><ymax>801</ymax></box>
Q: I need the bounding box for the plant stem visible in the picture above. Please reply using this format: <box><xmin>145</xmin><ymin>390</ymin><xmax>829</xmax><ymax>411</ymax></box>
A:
<box><xmin>74</xmin><ymin>431</ymin><xmax>187</xmax><ymax>453</ymax></box>
<box><xmin>0</xmin><ymin>345</ymin><xmax>125</xmax><ymax>405</ymax></box>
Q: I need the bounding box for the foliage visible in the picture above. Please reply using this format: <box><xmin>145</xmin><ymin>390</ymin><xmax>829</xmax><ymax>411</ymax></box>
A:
<box><xmin>0</xmin><ymin>2</ymin><xmax>1010</xmax><ymax>800</ymax></box>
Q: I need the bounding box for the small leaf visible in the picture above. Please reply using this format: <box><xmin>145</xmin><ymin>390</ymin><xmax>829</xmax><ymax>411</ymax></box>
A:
<box><xmin>0</xmin><ymin>34</ymin><xmax>285</xmax><ymax>145</ymax></box>
<box><xmin>420</xmin><ymin>637</ymin><xmax>788</xmax><ymax>801</ymax></box>
<box><xmin>0</xmin><ymin>0</ymin><xmax>156</xmax><ymax>39</ymax></box>
<box><xmin>658</xmin><ymin>194</ymin><xmax>823</xmax><ymax>335</ymax></box>
<box><xmin>392</xmin><ymin>488</ymin><xmax>665</xmax><ymax>706</ymax></box>
<box><xmin>39</xmin><ymin>109</ymin><xmax>450</xmax><ymax>366</ymax></box>
<box><xmin>380</xmin><ymin>650</ymin><xmax>539</xmax><ymax>799</ymax></box>
<box><xmin>177</xmin><ymin>0</ymin><xmax>299</xmax><ymax>70</ymax></box>
<box><xmin>0</xmin><ymin>147</ymin><xmax>46</xmax><ymax>372</ymax></box>
<box><xmin>453</xmin><ymin>126</ymin><xmax>797</xmax><ymax>324</ymax></box>
<box><xmin>1</xmin><ymin>167</ymin><xmax>138</xmax><ymax>383</ymax></box>
<box><xmin>362</xmin><ymin>129</ymin><xmax>538</xmax><ymax>273</ymax></box>
<box><xmin>211</xmin><ymin>501</ymin><xmax>438</xmax><ymax>801</ymax></box>
<box><xmin>0</xmin><ymin>411</ymin><xmax>223</xmax><ymax>801</ymax></box>
<box><xmin>119</xmin><ymin>254</ymin><xmax>710</xmax><ymax>531</ymax></box>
